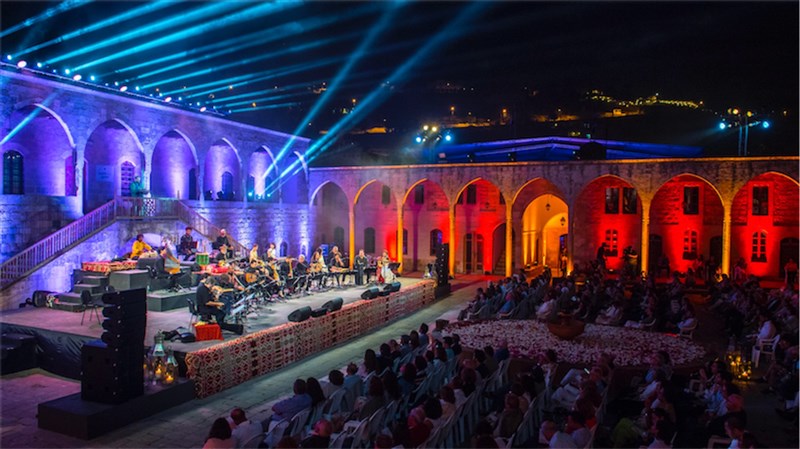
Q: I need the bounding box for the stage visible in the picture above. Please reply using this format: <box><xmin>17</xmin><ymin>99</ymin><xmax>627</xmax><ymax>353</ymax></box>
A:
<box><xmin>1</xmin><ymin>275</ymin><xmax>438</xmax><ymax>397</ymax></box>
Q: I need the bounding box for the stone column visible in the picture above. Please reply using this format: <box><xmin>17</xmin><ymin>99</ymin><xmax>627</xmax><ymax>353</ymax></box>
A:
<box><xmin>449</xmin><ymin>203</ymin><xmax>456</xmax><ymax>276</ymax></box>
<box><xmin>348</xmin><ymin>203</ymin><xmax>355</xmax><ymax>269</ymax></box>
<box><xmin>721</xmin><ymin>201</ymin><xmax>732</xmax><ymax>276</ymax></box>
<box><xmin>505</xmin><ymin>204</ymin><xmax>513</xmax><ymax>277</ymax></box>
<box><xmin>640</xmin><ymin>199</ymin><xmax>651</xmax><ymax>276</ymax></box>
<box><xmin>397</xmin><ymin>205</ymin><xmax>404</xmax><ymax>274</ymax></box>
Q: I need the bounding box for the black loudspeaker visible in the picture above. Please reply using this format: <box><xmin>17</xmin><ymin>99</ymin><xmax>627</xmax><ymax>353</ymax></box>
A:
<box><xmin>435</xmin><ymin>243</ymin><xmax>449</xmax><ymax>285</ymax></box>
<box><xmin>311</xmin><ymin>308</ymin><xmax>328</xmax><ymax>318</ymax></box>
<box><xmin>388</xmin><ymin>281</ymin><xmax>401</xmax><ymax>293</ymax></box>
<box><xmin>322</xmin><ymin>297</ymin><xmax>343</xmax><ymax>312</ymax></box>
<box><xmin>360</xmin><ymin>286</ymin><xmax>380</xmax><ymax>300</ymax></box>
<box><xmin>288</xmin><ymin>306</ymin><xmax>312</xmax><ymax>322</ymax></box>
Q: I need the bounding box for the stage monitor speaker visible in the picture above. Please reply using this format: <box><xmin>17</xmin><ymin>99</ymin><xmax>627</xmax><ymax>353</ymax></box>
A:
<box><xmin>102</xmin><ymin>288</ymin><xmax>147</xmax><ymax>305</ymax></box>
<box><xmin>388</xmin><ymin>281</ymin><xmax>401</xmax><ymax>293</ymax></box>
<box><xmin>360</xmin><ymin>286</ymin><xmax>380</xmax><ymax>300</ymax></box>
<box><xmin>322</xmin><ymin>297</ymin><xmax>343</xmax><ymax>312</ymax></box>
<box><xmin>288</xmin><ymin>306</ymin><xmax>312</xmax><ymax>322</ymax></box>
<box><xmin>311</xmin><ymin>307</ymin><xmax>328</xmax><ymax>318</ymax></box>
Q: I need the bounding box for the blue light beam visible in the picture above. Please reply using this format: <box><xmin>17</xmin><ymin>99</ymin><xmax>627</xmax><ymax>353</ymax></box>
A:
<box><xmin>0</xmin><ymin>0</ymin><xmax>92</xmax><ymax>39</ymax></box>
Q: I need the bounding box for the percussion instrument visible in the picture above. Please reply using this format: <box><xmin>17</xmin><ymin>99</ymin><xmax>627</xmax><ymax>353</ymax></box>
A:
<box><xmin>196</xmin><ymin>252</ymin><xmax>210</xmax><ymax>266</ymax></box>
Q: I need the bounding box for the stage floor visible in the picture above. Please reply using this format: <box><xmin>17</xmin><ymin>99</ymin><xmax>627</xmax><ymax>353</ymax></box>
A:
<box><xmin>0</xmin><ymin>275</ymin><xmax>426</xmax><ymax>353</ymax></box>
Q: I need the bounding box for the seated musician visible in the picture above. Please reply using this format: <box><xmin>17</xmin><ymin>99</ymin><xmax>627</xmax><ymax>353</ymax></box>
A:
<box><xmin>157</xmin><ymin>247</ymin><xmax>183</xmax><ymax>291</ymax></box>
<box><xmin>131</xmin><ymin>234</ymin><xmax>152</xmax><ymax>259</ymax></box>
<box><xmin>354</xmin><ymin>249</ymin><xmax>369</xmax><ymax>286</ymax></box>
<box><xmin>293</xmin><ymin>254</ymin><xmax>309</xmax><ymax>292</ymax></box>
<box><xmin>213</xmin><ymin>229</ymin><xmax>233</xmax><ymax>251</ymax></box>
<box><xmin>195</xmin><ymin>276</ymin><xmax>243</xmax><ymax>335</ymax></box>
<box><xmin>310</xmin><ymin>248</ymin><xmax>328</xmax><ymax>289</ymax></box>
<box><xmin>380</xmin><ymin>249</ymin><xmax>395</xmax><ymax>284</ymax></box>
<box><xmin>265</xmin><ymin>257</ymin><xmax>284</xmax><ymax>297</ymax></box>
<box><xmin>178</xmin><ymin>227</ymin><xmax>197</xmax><ymax>261</ymax></box>
<box><xmin>249</xmin><ymin>243</ymin><xmax>260</xmax><ymax>263</ymax></box>
<box><xmin>328</xmin><ymin>246</ymin><xmax>347</xmax><ymax>287</ymax></box>
<box><xmin>216</xmin><ymin>244</ymin><xmax>233</xmax><ymax>263</ymax></box>
<box><xmin>266</xmin><ymin>242</ymin><xmax>277</xmax><ymax>260</ymax></box>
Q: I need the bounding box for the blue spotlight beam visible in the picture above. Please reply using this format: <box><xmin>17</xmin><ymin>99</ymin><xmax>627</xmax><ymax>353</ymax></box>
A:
<box><xmin>265</xmin><ymin>3</ymin><xmax>488</xmax><ymax>196</ymax></box>
<box><xmin>74</xmin><ymin>1</ymin><xmax>303</xmax><ymax>72</ymax></box>
<box><xmin>270</xmin><ymin>1</ymin><xmax>403</xmax><ymax>167</ymax></box>
<box><xmin>47</xmin><ymin>1</ymin><xmax>244</xmax><ymax>65</ymax></box>
<box><xmin>0</xmin><ymin>93</ymin><xmax>58</xmax><ymax>145</ymax></box>
<box><xmin>17</xmin><ymin>0</ymin><xmax>176</xmax><ymax>57</ymax></box>
<box><xmin>0</xmin><ymin>0</ymin><xmax>92</xmax><ymax>40</ymax></box>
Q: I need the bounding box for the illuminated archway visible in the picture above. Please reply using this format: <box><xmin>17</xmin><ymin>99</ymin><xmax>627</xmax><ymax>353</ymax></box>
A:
<box><xmin>311</xmin><ymin>181</ymin><xmax>349</xmax><ymax>253</ymax></box>
<box><xmin>204</xmin><ymin>139</ymin><xmax>241</xmax><ymax>201</ymax></box>
<box><xmin>453</xmin><ymin>178</ymin><xmax>504</xmax><ymax>274</ymax></box>
<box><xmin>730</xmin><ymin>172</ymin><xmax>799</xmax><ymax>279</ymax></box>
<box><xmin>573</xmin><ymin>175</ymin><xmax>642</xmax><ymax>272</ymax></box>
<box><xmin>650</xmin><ymin>174</ymin><xmax>723</xmax><ymax>276</ymax></box>
<box><xmin>249</xmin><ymin>146</ymin><xmax>278</xmax><ymax>202</ymax></box>
<box><xmin>512</xmin><ymin>178</ymin><xmax>566</xmax><ymax>274</ymax></box>
<box><xmin>150</xmin><ymin>129</ymin><xmax>197</xmax><ymax>199</ymax></box>
<box><xmin>83</xmin><ymin>119</ymin><xmax>145</xmax><ymax>212</ymax></box>
<box><xmin>401</xmin><ymin>179</ymin><xmax>450</xmax><ymax>272</ymax></box>
<box><xmin>354</xmin><ymin>180</ymin><xmax>397</xmax><ymax>259</ymax></box>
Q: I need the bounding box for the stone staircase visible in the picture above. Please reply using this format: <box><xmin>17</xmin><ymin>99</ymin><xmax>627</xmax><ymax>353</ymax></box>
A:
<box><xmin>52</xmin><ymin>273</ymin><xmax>110</xmax><ymax>312</ymax></box>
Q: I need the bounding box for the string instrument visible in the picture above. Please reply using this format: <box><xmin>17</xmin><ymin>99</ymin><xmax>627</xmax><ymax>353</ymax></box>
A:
<box><xmin>165</xmin><ymin>254</ymin><xmax>181</xmax><ymax>275</ymax></box>
<box><xmin>268</xmin><ymin>261</ymin><xmax>281</xmax><ymax>283</ymax></box>
<box><xmin>206</xmin><ymin>301</ymin><xmax>225</xmax><ymax>308</ymax></box>
<box><xmin>244</xmin><ymin>268</ymin><xmax>262</xmax><ymax>284</ymax></box>
<box><xmin>287</xmin><ymin>257</ymin><xmax>294</xmax><ymax>278</ymax></box>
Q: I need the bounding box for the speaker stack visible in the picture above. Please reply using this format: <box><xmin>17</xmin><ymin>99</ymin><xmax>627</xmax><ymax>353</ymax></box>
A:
<box><xmin>81</xmin><ymin>289</ymin><xmax>147</xmax><ymax>404</ymax></box>
<box><xmin>435</xmin><ymin>243</ymin><xmax>449</xmax><ymax>286</ymax></box>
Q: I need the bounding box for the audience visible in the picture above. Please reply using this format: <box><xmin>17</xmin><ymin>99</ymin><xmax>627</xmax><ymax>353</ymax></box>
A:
<box><xmin>203</xmin><ymin>418</ymin><xmax>235</xmax><ymax>449</ymax></box>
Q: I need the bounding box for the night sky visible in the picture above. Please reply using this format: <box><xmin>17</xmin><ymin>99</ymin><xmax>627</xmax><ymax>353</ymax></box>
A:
<box><xmin>2</xmin><ymin>1</ymin><xmax>798</xmax><ymax>138</ymax></box>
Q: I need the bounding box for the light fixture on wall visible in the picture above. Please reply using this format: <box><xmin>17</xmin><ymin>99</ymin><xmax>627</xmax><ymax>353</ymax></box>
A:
<box><xmin>545</xmin><ymin>194</ymin><xmax>551</xmax><ymax>211</ymax></box>
<box><xmin>560</xmin><ymin>216</ymin><xmax>566</xmax><ymax>227</ymax></box>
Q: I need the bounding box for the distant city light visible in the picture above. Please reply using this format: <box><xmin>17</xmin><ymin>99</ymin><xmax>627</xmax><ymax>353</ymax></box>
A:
<box><xmin>89</xmin><ymin>75</ymin><xmax>96</xmax><ymax>81</ymax></box>
<box><xmin>200</xmin><ymin>106</ymin><xmax>207</xmax><ymax>112</ymax></box>
<box><xmin>164</xmin><ymin>96</ymin><xmax>172</xmax><ymax>102</ymax></box>
<box><xmin>718</xmin><ymin>122</ymin><xmax>727</xmax><ymax>130</ymax></box>
<box><xmin>762</xmin><ymin>121</ymin><xmax>770</xmax><ymax>129</ymax></box>
<box><xmin>36</xmin><ymin>62</ymin><xmax>43</xmax><ymax>68</ymax></box>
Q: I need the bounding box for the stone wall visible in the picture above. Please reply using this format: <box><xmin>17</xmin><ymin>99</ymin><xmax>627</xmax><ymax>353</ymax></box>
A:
<box><xmin>0</xmin><ymin>195</ymin><xmax>82</xmax><ymax>263</ymax></box>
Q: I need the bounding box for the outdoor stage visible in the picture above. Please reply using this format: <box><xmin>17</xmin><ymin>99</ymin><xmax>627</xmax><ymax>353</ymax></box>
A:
<box><xmin>0</xmin><ymin>276</ymin><xmax>436</xmax><ymax>397</ymax></box>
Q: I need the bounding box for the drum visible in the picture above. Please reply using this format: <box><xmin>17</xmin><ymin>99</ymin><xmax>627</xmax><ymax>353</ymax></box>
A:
<box><xmin>197</xmin><ymin>252</ymin><xmax>210</xmax><ymax>267</ymax></box>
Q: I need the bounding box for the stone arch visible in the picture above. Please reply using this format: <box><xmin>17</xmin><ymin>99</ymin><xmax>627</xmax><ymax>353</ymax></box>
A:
<box><xmin>453</xmin><ymin>177</ymin><xmax>504</xmax><ymax>274</ymax></box>
<box><xmin>650</xmin><ymin>173</ymin><xmax>724</xmax><ymax>276</ymax></box>
<box><xmin>573</xmin><ymin>175</ymin><xmax>642</xmax><ymax>272</ymax></box>
<box><xmin>2</xmin><ymin>104</ymin><xmax>76</xmax><ymax>196</ymax></box>
<box><xmin>150</xmin><ymin>129</ymin><xmax>198</xmax><ymax>199</ymax></box>
<box><xmin>280</xmin><ymin>151</ymin><xmax>308</xmax><ymax>204</ymax></box>
<box><xmin>729</xmin><ymin>171</ymin><xmax>799</xmax><ymax>279</ymax></box>
<box><xmin>354</xmin><ymin>179</ymin><xmax>397</xmax><ymax>258</ymax></box>
<box><xmin>204</xmin><ymin>139</ymin><xmax>241</xmax><ymax>201</ymax></box>
<box><xmin>83</xmin><ymin>118</ymin><xmax>145</xmax><ymax>212</ymax></box>
<box><xmin>401</xmin><ymin>178</ymin><xmax>450</xmax><ymax>272</ymax></box>
<box><xmin>250</xmin><ymin>145</ymin><xmax>279</xmax><ymax>202</ymax></box>
<box><xmin>311</xmin><ymin>181</ymin><xmax>349</xmax><ymax>253</ymax></box>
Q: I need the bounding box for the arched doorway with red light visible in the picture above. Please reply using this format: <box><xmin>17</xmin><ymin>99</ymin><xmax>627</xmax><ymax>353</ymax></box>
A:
<box><xmin>573</xmin><ymin>176</ymin><xmax>642</xmax><ymax>274</ymax></box>
<box><xmin>454</xmin><ymin>179</ymin><xmax>504</xmax><ymax>274</ymax></box>
<box><xmin>310</xmin><ymin>181</ymin><xmax>349</xmax><ymax>257</ymax></box>
<box><xmin>512</xmin><ymin>179</ymin><xmax>567</xmax><ymax>275</ymax></box>
<box><xmin>650</xmin><ymin>174</ymin><xmax>723</xmax><ymax>278</ymax></box>
<box><xmin>730</xmin><ymin>172</ymin><xmax>799</xmax><ymax>280</ymax></box>
<box><xmin>401</xmin><ymin>179</ymin><xmax>450</xmax><ymax>273</ymax></box>
<box><xmin>354</xmin><ymin>180</ymin><xmax>398</xmax><ymax>261</ymax></box>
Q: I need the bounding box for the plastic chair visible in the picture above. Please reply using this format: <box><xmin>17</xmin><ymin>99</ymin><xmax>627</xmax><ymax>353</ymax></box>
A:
<box><xmin>263</xmin><ymin>419</ymin><xmax>289</xmax><ymax>448</ymax></box>
<box><xmin>679</xmin><ymin>321</ymin><xmax>698</xmax><ymax>339</ymax></box>
<box><xmin>80</xmin><ymin>290</ymin><xmax>101</xmax><ymax>325</ymax></box>
<box><xmin>752</xmin><ymin>334</ymin><xmax>780</xmax><ymax>367</ymax></box>
<box><xmin>287</xmin><ymin>407</ymin><xmax>311</xmax><ymax>440</ymax></box>
<box><xmin>324</xmin><ymin>388</ymin><xmax>348</xmax><ymax>417</ymax></box>
<box><xmin>241</xmin><ymin>432</ymin><xmax>266</xmax><ymax>448</ymax></box>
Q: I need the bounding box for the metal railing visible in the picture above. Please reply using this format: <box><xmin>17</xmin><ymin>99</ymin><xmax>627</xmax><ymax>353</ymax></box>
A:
<box><xmin>173</xmin><ymin>201</ymin><xmax>248</xmax><ymax>256</ymax></box>
<box><xmin>0</xmin><ymin>199</ymin><xmax>118</xmax><ymax>289</ymax></box>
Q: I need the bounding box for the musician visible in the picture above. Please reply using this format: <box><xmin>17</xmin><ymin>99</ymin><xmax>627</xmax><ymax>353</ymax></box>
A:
<box><xmin>265</xmin><ymin>257</ymin><xmax>285</xmax><ymax>298</ymax></box>
<box><xmin>157</xmin><ymin>247</ymin><xmax>183</xmax><ymax>291</ymax></box>
<box><xmin>131</xmin><ymin>234</ymin><xmax>152</xmax><ymax>259</ymax></box>
<box><xmin>249</xmin><ymin>243</ymin><xmax>260</xmax><ymax>263</ymax></box>
<box><xmin>179</xmin><ymin>227</ymin><xmax>197</xmax><ymax>260</ymax></box>
<box><xmin>195</xmin><ymin>276</ymin><xmax>243</xmax><ymax>335</ymax></box>
<box><xmin>214</xmin><ymin>229</ymin><xmax>233</xmax><ymax>251</ymax></box>
<box><xmin>329</xmin><ymin>246</ymin><xmax>347</xmax><ymax>287</ymax></box>
<box><xmin>216</xmin><ymin>244</ymin><xmax>233</xmax><ymax>263</ymax></box>
<box><xmin>354</xmin><ymin>249</ymin><xmax>369</xmax><ymax>286</ymax></box>
<box><xmin>293</xmin><ymin>254</ymin><xmax>310</xmax><ymax>293</ymax></box>
<box><xmin>379</xmin><ymin>249</ymin><xmax>395</xmax><ymax>284</ymax></box>
<box><xmin>310</xmin><ymin>248</ymin><xmax>328</xmax><ymax>289</ymax></box>
<box><xmin>266</xmin><ymin>242</ymin><xmax>277</xmax><ymax>260</ymax></box>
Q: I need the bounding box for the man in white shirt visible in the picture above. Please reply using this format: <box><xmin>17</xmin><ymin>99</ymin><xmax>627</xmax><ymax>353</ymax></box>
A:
<box><xmin>540</xmin><ymin>420</ymin><xmax>578</xmax><ymax>448</ymax></box>
<box><xmin>229</xmin><ymin>408</ymin><xmax>263</xmax><ymax>448</ymax></box>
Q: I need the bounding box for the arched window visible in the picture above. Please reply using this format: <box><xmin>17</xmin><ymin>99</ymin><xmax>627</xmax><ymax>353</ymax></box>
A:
<box><xmin>430</xmin><ymin>229</ymin><xmax>443</xmax><ymax>256</ymax></box>
<box><xmin>381</xmin><ymin>185</ymin><xmax>391</xmax><ymax>205</ymax></box>
<box><xmin>188</xmin><ymin>168</ymin><xmax>198</xmax><ymax>200</ymax></box>
<box><xmin>604</xmin><ymin>229</ymin><xmax>618</xmax><ymax>257</ymax></box>
<box><xmin>221</xmin><ymin>171</ymin><xmax>234</xmax><ymax>201</ymax></box>
<box><xmin>395</xmin><ymin>229</ymin><xmax>408</xmax><ymax>255</ymax></box>
<box><xmin>3</xmin><ymin>150</ymin><xmax>24</xmax><ymax>194</ymax></box>
<box><xmin>752</xmin><ymin>231</ymin><xmax>767</xmax><ymax>262</ymax></box>
<box><xmin>280</xmin><ymin>241</ymin><xmax>288</xmax><ymax>258</ymax></box>
<box><xmin>120</xmin><ymin>161</ymin><xmax>135</xmax><ymax>196</ymax></box>
<box><xmin>334</xmin><ymin>227</ymin><xmax>345</xmax><ymax>251</ymax></box>
<box><xmin>683</xmin><ymin>230</ymin><xmax>698</xmax><ymax>260</ymax></box>
<box><xmin>364</xmin><ymin>227</ymin><xmax>376</xmax><ymax>254</ymax></box>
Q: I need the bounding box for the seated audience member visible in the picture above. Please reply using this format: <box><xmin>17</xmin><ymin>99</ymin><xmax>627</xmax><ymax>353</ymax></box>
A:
<box><xmin>306</xmin><ymin>377</ymin><xmax>326</xmax><ymax>408</ymax></box>
<box><xmin>300</xmin><ymin>419</ymin><xmax>332</xmax><ymax>448</ymax></box>
<box><xmin>342</xmin><ymin>362</ymin><xmax>362</xmax><ymax>410</ymax></box>
<box><xmin>270</xmin><ymin>379</ymin><xmax>312</xmax><ymax>423</ymax></box>
<box><xmin>203</xmin><ymin>418</ymin><xmax>235</xmax><ymax>449</ymax></box>
<box><xmin>229</xmin><ymin>408</ymin><xmax>263</xmax><ymax>449</ymax></box>
<box><xmin>494</xmin><ymin>393</ymin><xmax>523</xmax><ymax>438</ymax></box>
<box><xmin>274</xmin><ymin>436</ymin><xmax>299</xmax><ymax>448</ymax></box>
<box><xmin>131</xmin><ymin>233</ymin><xmax>152</xmax><ymax>259</ymax></box>
<box><xmin>356</xmin><ymin>376</ymin><xmax>386</xmax><ymax>421</ymax></box>
<box><xmin>406</xmin><ymin>406</ymin><xmax>432</xmax><ymax>447</ymax></box>
<box><xmin>322</xmin><ymin>369</ymin><xmax>344</xmax><ymax>398</ymax></box>
<box><xmin>564</xmin><ymin>411</ymin><xmax>592</xmax><ymax>448</ymax></box>
<box><xmin>538</xmin><ymin>419</ymin><xmax>577</xmax><ymax>448</ymax></box>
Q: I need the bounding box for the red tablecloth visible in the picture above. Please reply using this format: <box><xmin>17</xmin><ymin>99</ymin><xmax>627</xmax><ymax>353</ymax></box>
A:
<box><xmin>81</xmin><ymin>260</ymin><xmax>138</xmax><ymax>274</ymax></box>
<box><xmin>194</xmin><ymin>323</ymin><xmax>222</xmax><ymax>341</ymax></box>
